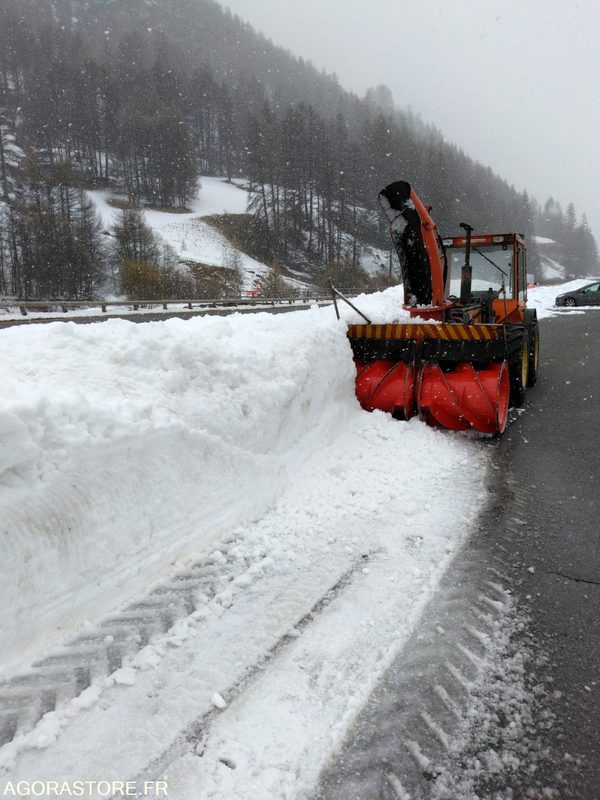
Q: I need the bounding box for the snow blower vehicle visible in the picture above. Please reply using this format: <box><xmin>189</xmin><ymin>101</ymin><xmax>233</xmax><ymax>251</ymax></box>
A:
<box><xmin>340</xmin><ymin>180</ymin><xmax>539</xmax><ymax>435</ymax></box>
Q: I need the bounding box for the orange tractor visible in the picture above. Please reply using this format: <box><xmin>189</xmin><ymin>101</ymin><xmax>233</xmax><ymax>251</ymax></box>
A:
<box><xmin>342</xmin><ymin>181</ymin><xmax>539</xmax><ymax>434</ymax></box>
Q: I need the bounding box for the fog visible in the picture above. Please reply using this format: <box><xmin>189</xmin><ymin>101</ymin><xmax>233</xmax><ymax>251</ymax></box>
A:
<box><xmin>225</xmin><ymin>0</ymin><xmax>600</xmax><ymax>240</ymax></box>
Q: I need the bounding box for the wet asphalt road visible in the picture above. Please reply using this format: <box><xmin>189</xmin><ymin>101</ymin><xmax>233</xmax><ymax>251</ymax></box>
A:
<box><xmin>493</xmin><ymin>309</ymin><xmax>600</xmax><ymax>797</ymax></box>
<box><xmin>318</xmin><ymin>309</ymin><xmax>600</xmax><ymax>799</ymax></box>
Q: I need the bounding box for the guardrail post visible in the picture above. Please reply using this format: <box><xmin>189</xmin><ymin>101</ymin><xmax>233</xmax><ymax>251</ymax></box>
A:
<box><xmin>61</xmin><ymin>305</ymin><xmax>68</xmax><ymax>313</ymax></box>
<box><xmin>20</xmin><ymin>306</ymin><xmax>27</xmax><ymax>316</ymax></box>
<box><xmin>133</xmin><ymin>304</ymin><xmax>139</xmax><ymax>311</ymax></box>
<box><xmin>101</xmin><ymin>304</ymin><xmax>107</xmax><ymax>313</ymax></box>
<box><xmin>163</xmin><ymin>302</ymin><xmax>167</xmax><ymax>310</ymax></box>
<box><xmin>187</xmin><ymin>301</ymin><xmax>192</xmax><ymax>309</ymax></box>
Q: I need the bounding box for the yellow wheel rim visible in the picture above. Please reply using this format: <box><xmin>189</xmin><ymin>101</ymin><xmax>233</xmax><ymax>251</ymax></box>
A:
<box><xmin>521</xmin><ymin>343</ymin><xmax>528</xmax><ymax>387</ymax></box>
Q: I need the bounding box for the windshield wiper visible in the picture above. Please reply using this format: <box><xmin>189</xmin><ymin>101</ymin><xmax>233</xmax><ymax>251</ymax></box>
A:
<box><xmin>472</xmin><ymin>246</ymin><xmax>509</xmax><ymax>278</ymax></box>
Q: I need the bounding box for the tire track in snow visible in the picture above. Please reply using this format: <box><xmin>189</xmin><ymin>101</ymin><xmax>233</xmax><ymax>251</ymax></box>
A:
<box><xmin>0</xmin><ymin>523</ymin><xmax>375</xmax><ymax>782</ymax></box>
<box><xmin>123</xmin><ymin>553</ymin><xmax>376</xmax><ymax>793</ymax></box>
<box><xmin>316</xmin><ymin>482</ymin><xmax>562</xmax><ymax>800</ymax></box>
<box><xmin>2</xmin><ymin>425</ymin><xmax>281</xmax><ymax>675</ymax></box>
<box><xmin>0</xmin><ymin>529</ymin><xmax>296</xmax><ymax>747</ymax></box>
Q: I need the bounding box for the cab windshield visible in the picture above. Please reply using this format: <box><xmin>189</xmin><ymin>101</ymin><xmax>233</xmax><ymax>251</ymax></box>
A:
<box><xmin>447</xmin><ymin>246</ymin><xmax>513</xmax><ymax>296</ymax></box>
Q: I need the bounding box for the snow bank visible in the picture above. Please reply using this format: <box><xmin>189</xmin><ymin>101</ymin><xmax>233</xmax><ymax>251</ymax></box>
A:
<box><xmin>0</xmin><ymin>289</ymin><xmax>492</xmax><ymax>792</ymax></box>
<box><xmin>0</xmin><ymin>286</ymin><xmax>412</xmax><ymax>672</ymax></box>
<box><xmin>0</xmin><ymin>306</ymin><xmax>345</xmax><ymax>670</ymax></box>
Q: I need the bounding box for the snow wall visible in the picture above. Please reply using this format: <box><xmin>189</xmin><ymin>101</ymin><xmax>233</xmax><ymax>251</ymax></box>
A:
<box><xmin>0</xmin><ymin>286</ymin><xmax>490</xmax><ymax>674</ymax></box>
<box><xmin>0</xmin><ymin>301</ymin><xmax>364</xmax><ymax>671</ymax></box>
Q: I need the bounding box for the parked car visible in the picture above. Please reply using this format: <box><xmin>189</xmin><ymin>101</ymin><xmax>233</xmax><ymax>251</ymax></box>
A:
<box><xmin>555</xmin><ymin>282</ymin><xmax>600</xmax><ymax>306</ymax></box>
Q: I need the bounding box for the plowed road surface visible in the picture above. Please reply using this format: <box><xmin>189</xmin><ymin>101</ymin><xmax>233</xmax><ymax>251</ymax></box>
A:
<box><xmin>318</xmin><ymin>310</ymin><xmax>600</xmax><ymax>799</ymax></box>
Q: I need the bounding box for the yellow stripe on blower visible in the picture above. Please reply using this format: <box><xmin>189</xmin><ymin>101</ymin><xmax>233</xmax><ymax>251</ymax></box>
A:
<box><xmin>347</xmin><ymin>323</ymin><xmax>503</xmax><ymax>341</ymax></box>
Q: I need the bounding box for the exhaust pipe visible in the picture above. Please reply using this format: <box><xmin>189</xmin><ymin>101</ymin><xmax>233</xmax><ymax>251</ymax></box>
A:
<box><xmin>459</xmin><ymin>222</ymin><xmax>474</xmax><ymax>304</ymax></box>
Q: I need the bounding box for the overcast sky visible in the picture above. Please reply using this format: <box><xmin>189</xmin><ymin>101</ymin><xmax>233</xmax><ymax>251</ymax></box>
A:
<box><xmin>224</xmin><ymin>0</ymin><xmax>600</xmax><ymax>240</ymax></box>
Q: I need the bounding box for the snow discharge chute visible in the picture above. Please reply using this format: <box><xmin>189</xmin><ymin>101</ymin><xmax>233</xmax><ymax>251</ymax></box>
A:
<box><xmin>340</xmin><ymin>181</ymin><xmax>539</xmax><ymax>435</ymax></box>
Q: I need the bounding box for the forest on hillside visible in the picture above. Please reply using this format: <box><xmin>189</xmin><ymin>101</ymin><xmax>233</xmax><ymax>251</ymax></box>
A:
<box><xmin>0</xmin><ymin>0</ymin><xmax>597</xmax><ymax>299</ymax></box>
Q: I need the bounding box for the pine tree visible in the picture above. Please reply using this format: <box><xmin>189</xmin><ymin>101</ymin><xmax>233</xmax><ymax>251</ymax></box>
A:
<box><xmin>113</xmin><ymin>208</ymin><xmax>160</xmax><ymax>266</ymax></box>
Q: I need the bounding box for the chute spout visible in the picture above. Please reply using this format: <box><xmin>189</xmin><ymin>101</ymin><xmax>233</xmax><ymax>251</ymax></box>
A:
<box><xmin>379</xmin><ymin>181</ymin><xmax>447</xmax><ymax>309</ymax></box>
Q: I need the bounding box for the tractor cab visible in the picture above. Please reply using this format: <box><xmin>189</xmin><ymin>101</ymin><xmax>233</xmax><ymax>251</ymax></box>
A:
<box><xmin>442</xmin><ymin>232</ymin><xmax>528</xmax><ymax>324</ymax></box>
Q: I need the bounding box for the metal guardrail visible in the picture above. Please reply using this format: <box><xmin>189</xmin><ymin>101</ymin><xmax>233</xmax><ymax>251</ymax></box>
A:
<box><xmin>0</xmin><ymin>293</ymin><xmax>361</xmax><ymax>317</ymax></box>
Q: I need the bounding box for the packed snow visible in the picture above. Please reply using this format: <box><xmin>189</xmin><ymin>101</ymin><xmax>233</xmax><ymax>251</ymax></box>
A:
<box><xmin>0</xmin><ymin>286</ymin><xmax>492</xmax><ymax>795</ymax></box>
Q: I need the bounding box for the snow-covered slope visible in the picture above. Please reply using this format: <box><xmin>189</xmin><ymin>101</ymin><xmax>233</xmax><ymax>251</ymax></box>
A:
<box><xmin>88</xmin><ymin>177</ymin><xmax>271</xmax><ymax>289</ymax></box>
<box><xmin>88</xmin><ymin>177</ymin><xmax>391</xmax><ymax>291</ymax></box>
<box><xmin>532</xmin><ymin>234</ymin><xmax>568</xmax><ymax>282</ymax></box>
<box><xmin>538</xmin><ymin>254</ymin><xmax>567</xmax><ymax>281</ymax></box>
<box><xmin>0</xmin><ymin>288</ymin><xmax>489</xmax><ymax>791</ymax></box>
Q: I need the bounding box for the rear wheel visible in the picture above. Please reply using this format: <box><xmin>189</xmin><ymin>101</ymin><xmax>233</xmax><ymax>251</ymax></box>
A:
<box><xmin>506</xmin><ymin>326</ymin><xmax>529</xmax><ymax>407</ymax></box>
<box><xmin>524</xmin><ymin>310</ymin><xmax>540</xmax><ymax>387</ymax></box>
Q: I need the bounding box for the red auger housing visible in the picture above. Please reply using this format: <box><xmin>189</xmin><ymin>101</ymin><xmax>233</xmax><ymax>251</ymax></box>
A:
<box><xmin>347</xmin><ymin>181</ymin><xmax>540</xmax><ymax>434</ymax></box>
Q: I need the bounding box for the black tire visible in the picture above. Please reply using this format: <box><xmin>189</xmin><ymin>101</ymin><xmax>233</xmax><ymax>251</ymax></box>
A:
<box><xmin>564</xmin><ymin>297</ymin><xmax>577</xmax><ymax>307</ymax></box>
<box><xmin>506</xmin><ymin>325</ymin><xmax>529</xmax><ymax>407</ymax></box>
<box><xmin>524</xmin><ymin>310</ymin><xmax>540</xmax><ymax>387</ymax></box>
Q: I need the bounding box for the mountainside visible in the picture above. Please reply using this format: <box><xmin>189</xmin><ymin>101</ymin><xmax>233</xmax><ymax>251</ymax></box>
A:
<box><xmin>0</xmin><ymin>0</ymin><xmax>598</xmax><ymax>299</ymax></box>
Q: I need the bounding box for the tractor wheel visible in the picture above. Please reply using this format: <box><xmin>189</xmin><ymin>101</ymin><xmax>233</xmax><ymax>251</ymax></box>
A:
<box><xmin>524</xmin><ymin>310</ymin><xmax>540</xmax><ymax>387</ymax></box>
<box><xmin>506</xmin><ymin>326</ymin><xmax>529</xmax><ymax>407</ymax></box>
